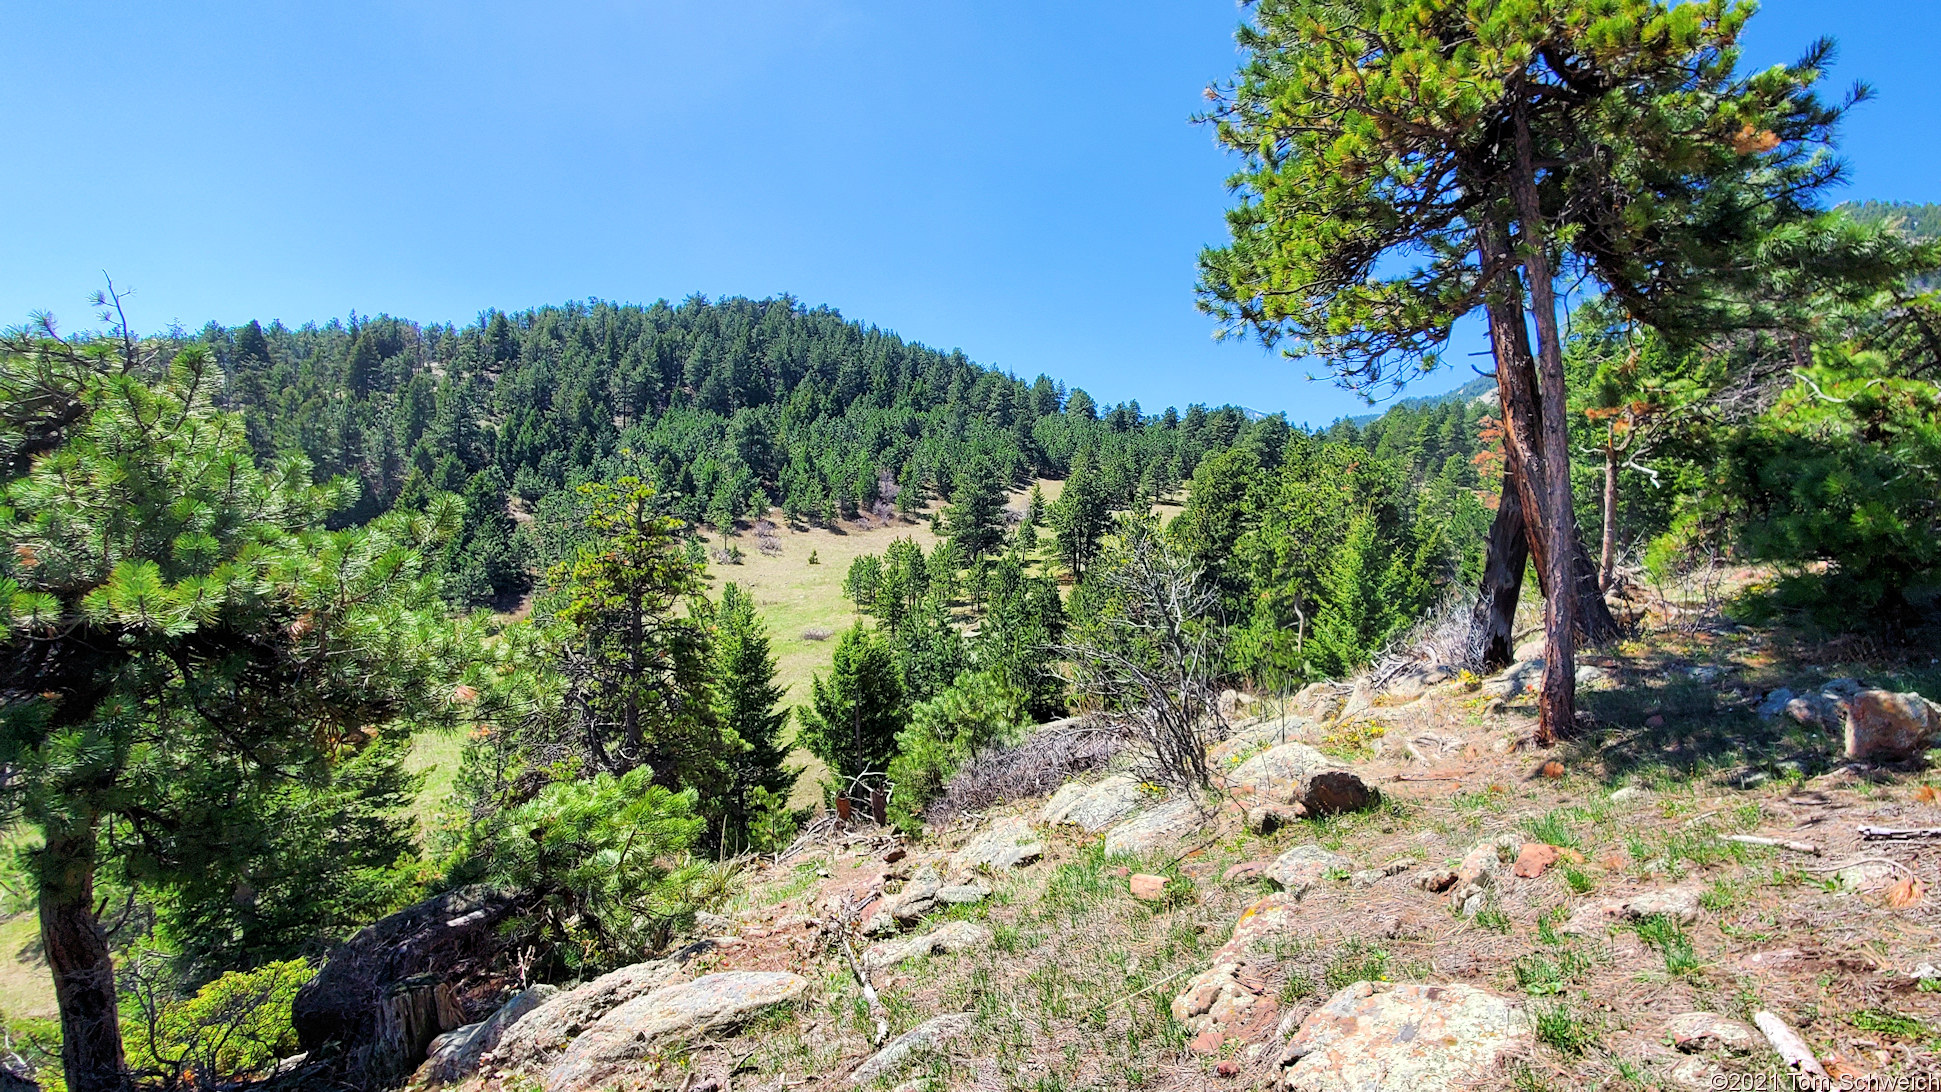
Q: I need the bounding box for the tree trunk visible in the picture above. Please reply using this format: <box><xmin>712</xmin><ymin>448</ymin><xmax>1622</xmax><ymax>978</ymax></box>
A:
<box><xmin>1471</xmin><ymin>470</ymin><xmax>1528</xmax><ymax>672</ymax></box>
<box><xmin>1600</xmin><ymin>439</ymin><xmax>1619</xmax><ymax>592</ymax></box>
<box><xmin>1511</xmin><ymin>101</ymin><xmax>1578</xmax><ymax>745</ymax></box>
<box><xmin>1471</xmin><ymin>220</ymin><xmax>1619</xmax><ymax>674</ymax></box>
<box><xmin>39</xmin><ymin>828</ymin><xmax>125</xmax><ymax>1092</ymax></box>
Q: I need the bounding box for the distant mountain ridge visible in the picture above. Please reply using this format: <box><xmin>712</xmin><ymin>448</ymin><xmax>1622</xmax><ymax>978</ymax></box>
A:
<box><xmin>1343</xmin><ymin>374</ymin><xmax>1498</xmax><ymax>427</ymax></box>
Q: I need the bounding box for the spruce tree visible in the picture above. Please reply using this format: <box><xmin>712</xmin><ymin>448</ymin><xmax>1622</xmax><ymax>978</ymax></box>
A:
<box><xmin>944</xmin><ymin>459</ymin><xmax>1008</xmax><ymax>560</ymax></box>
<box><xmin>712</xmin><ymin>582</ymin><xmax>797</xmax><ymax>852</ymax></box>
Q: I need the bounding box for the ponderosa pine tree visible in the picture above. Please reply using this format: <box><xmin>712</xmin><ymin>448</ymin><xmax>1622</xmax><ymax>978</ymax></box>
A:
<box><xmin>945</xmin><ymin>459</ymin><xmax>1008</xmax><ymax>560</ymax></box>
<box><xmin>551</xmin><ymin>478</ymin><xmax>720</xmax><ymax>785</ymax></box>
<box><xmin>0</xmin><ymin>323</ymin><xmax>463</xmax><ymax>1092</ymax></box>
<box><xmin>1049</xmin><ymin>450</ymin><xmax>1109</xmax><ymax>582</ymax></box>
<box><xmin>1199</xmin><ymin>0</ymin><xmax>1850</xmax><ymax>740</ymax></box>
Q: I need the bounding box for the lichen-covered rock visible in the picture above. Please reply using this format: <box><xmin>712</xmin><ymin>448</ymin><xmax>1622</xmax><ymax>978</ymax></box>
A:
<box><xmin>950</xmin><ymin>817</ymin><xmax>1044</xmax><ymax>872</ymax></box>
<box><xmin>1561</xmin><ymin>884</ymin><xmax>1704</xmax><ymax>934</ymax></box>
<box><xmin>861</xmin><ymin>921</ymin><xmax>991</xmax><ymax>972</ymax></box>
<box><xmin>1103</xmin><ymin>798</ymin><xmax>1205</xmax><ymax>857</ymax></box>
<box><xmin>935</xmin><ymin>883</ymin><xmax>988</xmax><ymax>905</ymax></box>
<box><xmin>1038</xmin><ymin>776</ymin><xmax>1144</xmax><ymax>831</ymax></box>
<box><xmin>1664</xmin><ymin>1012</ymin><xmax>1757</xmax><ymax>1055</ymax></box>
<box><xmin>849</xmin><ymin>1013</ymin><xmax>975</xmax><ymax>1085</ymax></box>
<box><xmin>1209</xmin><ymin>715</ymin><xmax>1308</xmax><ymax>768</ymax></box>
<box><xmin>1277</xmin><ymin>982</ymin><xmax>1531</xmax><ymax>1092</ymax></box>
<box><xmin>1247</xmin><ymin>803</ymin><xmax>1305</xmax><ymax>835</ymax></box>
<box><xmin>414</xmin><ymin>985</ymin><xmax>557</xmax><ymax>1087</ymax></box>
<box><xmin>1171</xmin><ymin>894</ymin><xmax>1312</xmax><ymax>1047</ymax></box>
<box><xmin>495</xmin><ymin>959</ymin><xmax>687</xmax><ymax>1065</ymax></box>
<box><xmin>1224</xmin><ymin>743</ymin><xmax>1374</xmax><ymax>816</ymax></box>
<box><xmin>1264</xmin><ymin>845</ymin><xmax>1349</xmax><ymax>895</ymax></box>
<box><xmin>542</xmin><ymin>972</ymin><xmax>806</xmax><ymax>1091</ymax></box>
<box><xmin>1845</xmin><ymin>689</ymin><xmax>1941</xmax><ymax>762</ymax></box>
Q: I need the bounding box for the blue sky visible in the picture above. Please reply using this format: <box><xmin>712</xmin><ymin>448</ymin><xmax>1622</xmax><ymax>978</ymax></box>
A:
<box><xmin>2</xmin><ymin>2</ymin><xmax>1934</xmax><ymax>425</ymax></box>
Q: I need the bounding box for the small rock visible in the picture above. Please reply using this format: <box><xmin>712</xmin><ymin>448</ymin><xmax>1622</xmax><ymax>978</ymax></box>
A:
<box><xmin>1844</xmin><ymin>689</ymin><xmax>1941</xmax><ymax>762</ymax></box>
<box><xmin>1623</xmin><ymin>885</ymin><xmax>1703</xmax><ymax>923</ymax></box>
<box><xmin>1664</xmin><ymin>1012</ymin><xmax>1757</xmax><ymax>1055</ymax></box>
<box><xmin>1348</xmin><ymin>868</ymin><xmax>1384</xmax><ymax>888</ymax></box>
<box><xmin>1575</xmin><ymin>665</ymin><xmax>1609</xmax><ymax>688</ymax></box>
<box><xmin>1537</xmin><ymin>760</ymin><xmax>1565</xmax><ymax>779</ymax></box>
<box><xmin>1513</xmin><ymin>637</ymin><xmax>1547</xmax><ymax>663</ymax></box>
<box><xmin>1247</xmin><ymin>803</ymin><xmax>1306</xmax><ymax>835</ymax></box>
<box><xmin>849</xmin><ymin>1013</ymin><xmax>974</xmax><ymax>1085</ymax></box>
<box><xmin>1512</xmin><ymin>843</ymin><xmax>1562</xmax><ymax>879</ymax></box>
<box><xmin>1910</xmin><ymin>961</ymin><xmax>1941</xmax><ymax>982</ymax></box>
<box><xmin>1190</xmin><ymin>1028</ymin><xmax>1225</xmax><ymax>1055</ymax></box>
<box><xmin>1610</xmin><ymin>785</ymin><xmax>1646</xmax><ymax>803</ymax></box>
<box><xmin>1129</xmin><ymin>874</ymin><xmax>1169</xmax><ymax>901</ymax></box>
<box><xmin>862</xmin><ymin>921</ymin><xmax>993</xmax><ymax>972</ymax></box>
<box><xmin>1216</xmin><ymin>1058</ymin><xmax>1241</xmax><ymax>1077</ymax></box>
<box><xmin>1645</xmin><ymin>715</ymin><xmax>1666</xmax><ymax>728</ymax></box>
<box><xmin>950</xmin><ymin>816</ymin><xmax>1043</xmax><ymax>872</ymax></box>
<box><xmin>695</xmin><ymin>910</ymin><xmax>733</xmax><ymax>935</ymax></box>
<box><xmin>1265</xmin><ymin>845</ymin><xmax>1349</xmax><ymax>894</ymax></box>
<box><xmin>1836</xmin><ymin>860</ymin><xmax>1900</xmax><ymax>891</ymax></box>
<box><xmin>883</xmin><ymin>847</ymin><xmax>907</xmax><ymax>864</ymax></box>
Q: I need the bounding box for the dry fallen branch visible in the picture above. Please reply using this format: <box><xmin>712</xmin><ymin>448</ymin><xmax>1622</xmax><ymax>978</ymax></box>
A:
<box><xmin>1858</xmin><ymin>826</ymin><xmax>1941</xmax><ymax>841</ymax></box>
<box><xmin>1753</xmin><ymin>1011</ymin><xmax>1829</xmax><ymax>1080</ymax></box>
<box><xmin>1723</xmin><ymin>834</ymin><xmax>1820</xmax><ymax>855</ymax></box>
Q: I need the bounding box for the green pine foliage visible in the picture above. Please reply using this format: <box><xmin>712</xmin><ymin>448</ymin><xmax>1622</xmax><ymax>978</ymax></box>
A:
<box><xmin>448</xmin><ymin>767</ymin><xmax>709</xmax><ymax>973</ymax></box>
<box><xmin>795</xmin><ymin>624</ymin><xmax>905</xmax><ymax>804</ymax></box>
<box><xmin>712</xmin><ymin>582</ymin><xmax>798</xmax><ymax>853</ymax></box>
<box><xmin>886</xmin><ymin>670</ymin><xmax>1030</xmax><ymax>831</ymax></box>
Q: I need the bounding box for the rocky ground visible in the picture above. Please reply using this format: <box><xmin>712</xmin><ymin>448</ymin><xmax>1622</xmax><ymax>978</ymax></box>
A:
<box><xmin>424</xmin><ymin>604</ymin><xmax>1941</xmax><ymax>1092</ymax></box>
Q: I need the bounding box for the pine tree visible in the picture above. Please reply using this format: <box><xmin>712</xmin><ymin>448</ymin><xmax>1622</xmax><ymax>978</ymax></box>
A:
<box><xmin>944</xmin><ymin>459</ymin><xmax>1008</xmax><ymax>560</ymax></box>
<box><xmin>795</xmin><ymin>625</ymin><xmax>904</xmax><ymax>806</ymax></box>
<box><xmin>0</xmin><ymin>336</ymin><xmax>463</xmax><ymax>1092</ymax></box>
<box><xmin>552</xmin><ymin>478</ymin><xmax>720</xmax><ymax>787</ymax></box>
<box><xmin>1049</xmin><ymin>451</ymin><xmax>1110</xmax><ymax>581</ymax></box>
<box><xmin>712</xmin><ymin>583</ymin><xmax>797</xmax><ymax>853</ymax></box>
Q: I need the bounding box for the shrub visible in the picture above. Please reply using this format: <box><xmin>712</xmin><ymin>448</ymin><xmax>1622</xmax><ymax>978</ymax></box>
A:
<box><xmin>452</xmin><ymin>767</ymin><xmax>709</xmax><ymax>973</ymax></box>
<box><xmin>886</xmin><ymin>670</ymin><xmax>1030</xmax><ymax>830</ymax></box>
<box><xmin>123</xmin><ymin>957</ymin><xmax>312</xmax><ymax>1087</ymax></box>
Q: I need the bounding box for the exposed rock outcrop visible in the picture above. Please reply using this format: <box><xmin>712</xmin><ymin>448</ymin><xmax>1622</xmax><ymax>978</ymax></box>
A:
<box><xmin>542</xmin><ymin>972</ymin><xmax>806</xmax><ymax>1091</ymax></box>
<box><xmin>1277</xmin><ymin>982</ymin><xmax>1531</xmax><ymax>1091</ymax></box>
<box><xmin>494</xmin><ymin>958</ymin><xmax>688</xmax><ymax>1067</ymax></box>
<box><xmin>1038</xmin><ymin>776</ymin><xmax>1145</xmax><ymax>831</ymax></box>
<box><xmin>849</xmin><ymin>1013</ymin><xmax>974</xmax><ymax>1085</ymax></box>
<box><xmin>291</xmin><ymin>886</ymin><xmax>519</xmax><ymax>1088</ymax></box>
<box><xmin>1223</xmin><ymin>742</ymin><xmax>1374</xmax><ymax>816</ymax></box>
<box><xmin>950</xmin><ymin>816</ymin><xmax>1044</xmax><ymax>872</ymax></box>
<box><xmin>1103</xmin><ymin>798</ymin><xmax>1204</xmax><ymax>857</ymax></box>
<box><xmin>862</xmin><ymin>921</ymin><xmax>991</xmax><ymax>972</ymax></box>
<box><xmin>414</xmin><ymin>984</ymin><xmax>557</xmax><ymax>1087</ymax></box>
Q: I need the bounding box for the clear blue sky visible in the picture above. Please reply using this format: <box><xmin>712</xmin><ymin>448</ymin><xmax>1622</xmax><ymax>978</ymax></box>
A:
<box><xmin>3</xmin><ymin>2</ymin><xmax>1934</xmax><ymax>425</ymax></box>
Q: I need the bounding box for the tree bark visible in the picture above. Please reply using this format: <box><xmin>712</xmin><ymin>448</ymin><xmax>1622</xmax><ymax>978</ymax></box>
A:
<box><xmin>1600</xmin><ymin>439</ymin><xmax>1619</xmax><ymax>592</ymax></box>
<box><xmin>39</xmin><ymin>827</ymin><xmax>125</xmax><ymax>1092</ymax></box>
<box><xmin>1511</xmin><ymin>100</ymin><xmax>1578</xmax><ymax>745</ymax></box>
<box><xmin>1470</xmin><ymin>217</ymin><xmax>1620</xmax><ymax>674</ymax></box>
<box><xmin>1471</xmin><ymin>469</ymin><xmax>1529</xmax><ymax>671</ymax></box>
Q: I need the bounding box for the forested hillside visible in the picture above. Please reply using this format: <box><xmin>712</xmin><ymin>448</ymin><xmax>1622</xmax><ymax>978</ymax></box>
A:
<box><xmin>10</xmin><ymin>0</ymin><xmax>1941</xmax><ymax>1088</ymax></box>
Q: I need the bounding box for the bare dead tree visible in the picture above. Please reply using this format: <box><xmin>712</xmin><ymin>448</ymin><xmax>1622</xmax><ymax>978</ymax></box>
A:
<box><xmin>1061</xmin><ymin>517</ymin><xmax>1227</xmax><ymax>792</ymax></box>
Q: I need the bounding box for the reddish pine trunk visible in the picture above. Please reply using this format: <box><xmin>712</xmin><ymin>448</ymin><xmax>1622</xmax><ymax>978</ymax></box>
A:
<box><xmin>40</xmin><ymin>828</ymin><xmax>126</xmax><ymax>1092</ymax></box>
<box><xmin>1511</xmin><ymin>101</ymin><xmax>1578</xmax><ymax>745</ymax></box>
